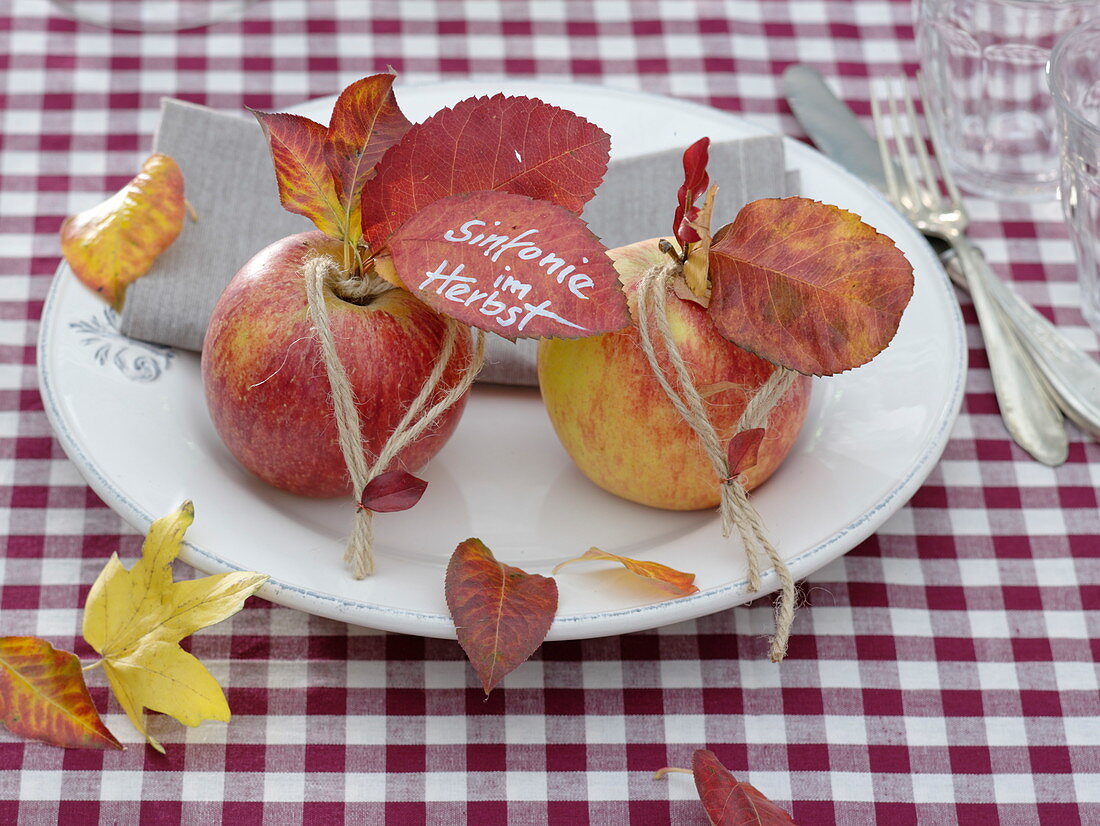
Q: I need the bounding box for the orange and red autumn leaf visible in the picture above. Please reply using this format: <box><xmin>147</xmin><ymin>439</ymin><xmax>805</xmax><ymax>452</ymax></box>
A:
<box><xmin>706</xmin><ymin>198</ymin><xmax>914</xmax><ymax>377</ymax></box>
<box><xmin>253</xmin><ymin>72</ymin><xmax>410</xmax><ymax>246</ymax></box>
<box><xmin>60</xmin><ymin>153</ymin><xmax>186</xmax><ymax>311</ymax></box>
<box><xmin>445</xmin><ymin>539</ymin><xmax>558</xmax><ymax>695</ymax></box>
<box><xmin>324</xmin><ymin>73</ymin><xmax>412</xmax><ymax>216</ymax></box>
<box><xmin>0</xmin><ymin>636</ymin><xmax>121</xmax><ymax>751</ymax></box>
<box><xmin>656</xmin><ymin>750</ymin><xmax>799</xmax><ymax>825</ymax></box>
<box><xmin>690</xmin><ymin>749</ymin><xmax>798</xmax><ymax>825</ymax></box>
<box><xmin>359</xmin><ymin>93</ymin><xmax>610</xmax><ymax>250</ymax></box>
<box><xmin>553</xmin><ymin>548</ymin><xmax>699</xmax><ymax>597</ymax></box>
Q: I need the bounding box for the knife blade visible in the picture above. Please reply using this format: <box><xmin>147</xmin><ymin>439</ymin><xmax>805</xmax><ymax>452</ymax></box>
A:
<box><xmin>783</xmin><ymin>65</ymin><xmax>890</xmax><ymax>193</ymax></box>
<box><xmin>782</xmin><ymin>64</ymin><xmax>1100</xmax><ymax>444</ymax></box>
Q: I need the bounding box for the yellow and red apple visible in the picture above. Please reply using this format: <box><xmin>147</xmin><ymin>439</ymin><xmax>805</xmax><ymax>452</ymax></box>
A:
<box><xmin>202</xmin><ymin>231</ymin><xmax>471</xmax><ymax>498</ymax></box>
<box><xmin>538</xmin><ymin>239</ymin><xmax>811</xmax><ymax>511</ymax></box>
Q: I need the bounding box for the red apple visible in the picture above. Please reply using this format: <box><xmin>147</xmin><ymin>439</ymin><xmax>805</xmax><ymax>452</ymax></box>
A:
<box><xmin>538</xmin><ymin>239</ymin><xmax>811</xmax><ymax>511</ymax></box>
<box><xmin>202</xmin><ymin>231</ymin><xmax>471</xmax><ymax>497</ymax></box>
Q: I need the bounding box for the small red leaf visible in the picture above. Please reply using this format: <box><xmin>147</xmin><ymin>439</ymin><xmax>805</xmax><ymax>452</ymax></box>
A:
<box><xmin>675</xmin><ymin>137</ymin><xmax>710</xmax><ymax>247</ymax></box>
<box><xmin>0</xmin><ymin>637</ymin><xmax>122</xmax><ymax>750</ymax></box>
<box><xmin>388</xmin><ymin>190</ymin><xmax>629</xmax><ymax>339</ymax></box>
<box><xmin>707</xmin><ymin>198</ymin><xmax>914</xmax><ymax>376</ymax></box>
<box><xmin>252</xmin><ymin>110</ymin><xmax>345</xmax><ymax>239</ymax></box>
<box><xmin>552</xmin><ymin>548</ymin><xmax>699</xmax><ymax>597</ymax></box>
<box><xmin>324</xmin><ymin>73</ymin><xmax>412</xmax><ymax>242</ymax></box>
<box><xmin>359</xmin><ymin>469</ymin><xmax>428</xmax><ymax>513</ymax></box>
<box><xmin>726</xmin><ymin>428</ymin><xmax>765</xmax><ymax>479</ymax></box>
<box><xmin>361</xmin><ymin>94</ymin><xmax>610</xmax><ymax>250</ymax></box>
<box><xmin>445</xmin><ymin>539</ymin><xmax>558</xmax><ymax>695</ymax></box>
<box><xmin>692</xmin><ymin>750</ymin><xmax>798</xmax><ymax>825</ymax></box>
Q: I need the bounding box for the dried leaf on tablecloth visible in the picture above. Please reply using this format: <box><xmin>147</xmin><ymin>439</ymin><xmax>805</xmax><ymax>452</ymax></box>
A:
<box><xmin>361</xmin><ymin>94</ymin><xmax>610</xmax><ymax>249</ymax></box>
<box><xmin>552</xmin><ymin>548</ymin><xmax>699</xmax><ymax>597</ymax></box>
<box><xmin>445</xmin><ymin>538</ymin><xmax>557</xmax><ymax>695</ymax></box>
<box><xmin>388</xmin><ymin>190</ymin><xmax>627</xmax><ymax>339</ymax></box>
<box><xmin>60</xmin><ymin>153</ymin><xmax>185</xmax><ymax>310</ymax></box>
<box><xmin>82</xmin><ymin>501</ymin><xmax>268</xmax><ymax>752</ymax></box>
<box><xmin>707</xmin><ymin>198</ymin><xmax>914</xmax><ymax>376</ymax></box>
<box><xmin>656</xmin><ymin>749</ymin><xmax>799</xmax><ymax>825</ymax></box>
<box><xmin>0</xmin><ymin>636</ymin><xmax>122</xmax><ymax>750</ymax></box>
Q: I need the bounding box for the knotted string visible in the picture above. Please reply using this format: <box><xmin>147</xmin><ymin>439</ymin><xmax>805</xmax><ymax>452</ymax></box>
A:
<box><xmin>635</xmin><ymin>260</ymin><xmax>798</xmax><ymax>661</ymax></box>
<box><xmin>303</xmin><ymin>255</ymin><xmax>486</xmax><ymax>578</ymax></box>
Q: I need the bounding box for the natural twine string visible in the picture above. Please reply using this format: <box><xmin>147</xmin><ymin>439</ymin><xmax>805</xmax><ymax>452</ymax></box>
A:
<box><xmin>635</xmin><ymin>260</ymin><xmax>798</xmax><ymax>662</ymax></box>
<box><xmin>303</xmin><ymin>255</ymin><xmax>486</xmax><ymax>579</ymax></box>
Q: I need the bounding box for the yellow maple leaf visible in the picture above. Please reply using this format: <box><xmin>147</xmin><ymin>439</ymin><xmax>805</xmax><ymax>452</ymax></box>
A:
<box><xmin>82</xmin><ymin>502</ymin><xmax>268</xmax><ymax>752</ymax></box>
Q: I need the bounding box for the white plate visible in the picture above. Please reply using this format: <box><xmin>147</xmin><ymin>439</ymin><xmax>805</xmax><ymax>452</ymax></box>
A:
<box><xmin>38</xmin><ymin>81</ymin><xmax>966</xmax><ymax>641</ymax></box>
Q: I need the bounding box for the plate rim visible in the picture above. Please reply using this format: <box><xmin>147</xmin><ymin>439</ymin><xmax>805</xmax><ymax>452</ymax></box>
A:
<box><xmin>38</xmin><ymin>79</ymin><xmax>967</xmax><ymax>640</ymax></box>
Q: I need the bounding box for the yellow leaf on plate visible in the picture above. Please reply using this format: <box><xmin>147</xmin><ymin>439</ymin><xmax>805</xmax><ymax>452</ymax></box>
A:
<box><xmin>59</xmin><ymin>153</ymin><xmax>185</xmax><ymax>311</ymax></box>
<box><xmin>82</xmin><ymin>502</ymin><xmax>268</xmax><ymax>752</ymax></box>
<box><xmin>552</xmin><ymin>548</ymin><xmax>700</xmax><ymax>597</ymax></box>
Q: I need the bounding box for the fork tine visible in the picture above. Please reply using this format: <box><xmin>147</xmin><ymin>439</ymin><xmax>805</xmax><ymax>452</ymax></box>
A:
<box><xmin>900</xmin><ymin>77</ymin><xmax>943</xmax><ymax>209</ymax></box>
<box><xmin>918</xmin><ymin>71</ymin><xmax>966</xmax><ymax>210</ymax></box>
<box><xmin>884</xmin><ymin>78</ymin><xmax>923</xmax><ymax>209</ymax></box>
<box><xmin>869</xmin><ymin>90</ymin><xmax>902</xmax><ymax>208</ymax></box>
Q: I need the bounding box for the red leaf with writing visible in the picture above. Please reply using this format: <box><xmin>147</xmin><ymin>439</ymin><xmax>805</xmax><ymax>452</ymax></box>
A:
<box><xmin>692</xmin><ymin>750</ymin><xmax>798</xmax><ymax>825</ymax></box>
<box><xmin>359</xmin><ymin>469</ymin><xmax>428</xmax><ymax>513</ymax></box>
<box><xmin>388</xmin><ymin>190</ymin><xmax>628</xmax><ymax>339</ymax></box>
<box><xmin>0</xmin><ymin>637</ymin><xmax>122</xmax><ymax>750</ymax></box>
<box><xmin>324</xmin><ymin>73</ymin><xmax>411</xmax><ymax>244</ymax></box>
<box><xmin>552</xmin><ymin>548</ymin><xmax>699</xmax><ymax>597</ymax></box>
<box><xmin>445</xmin><ymin>539</ymin><xmax>558</xmax><ymax>695</ymax></box>
<box><xmin>360</xmin><ymin>94</ymin><xmax>610</xmax><ymax>250</ymax></box>
<box><xmin>707</xmin><ymin>198</ymin><xmax>914</xmax><ymax>377</ymax></box>
<box><xmin>726</xmin><ymin>428</ymin><xmax>765</xmax><ymax>479</ymax></box>
<box><xmin>252</xmin><ymin>110</ymin><xmax>346</xmax><ymax>239</ymax></box>
<box><xmin>675</xmin><ymin>137</ymin><xmax>710</xmax><ymax>246</ymax></box>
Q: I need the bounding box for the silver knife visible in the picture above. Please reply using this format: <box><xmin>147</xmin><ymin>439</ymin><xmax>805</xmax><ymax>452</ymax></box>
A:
<box><xmin>783</xmin><ymin>65</ymin><xmax>1100</xmax><ymax>443</ymax></box>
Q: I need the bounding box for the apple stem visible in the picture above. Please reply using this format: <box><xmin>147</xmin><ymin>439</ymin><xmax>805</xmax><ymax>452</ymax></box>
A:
<box><xmin>658</xmin><ymin>239</ymin><xmax>681</xmax><ymax>264</ymax></box>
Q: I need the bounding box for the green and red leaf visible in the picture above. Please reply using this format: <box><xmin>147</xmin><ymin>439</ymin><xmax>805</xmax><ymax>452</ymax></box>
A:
<box><xmin>692</xmin><ymin>750</ymin><xmax>798</xmax><ymax>825</ymax></box>
<box><xmin>0</xmin><ymin>636</ymin><xmax>122</xmax><ymax>750</ymax></box>
<box><xmin>445</xmin><ymin>538</ymin><xmax>558</xmax><ymax>695</ymax></box>
<box><xmin>388</xmin><ymin>190</ymin><xmax>628</xmax><ymax>339</ymax></box>
<box><xmin>359</xmin><ymin>469</ymin><xmax>428</xmax><ymax>513</ymax></box>
<box><xmin>552</xmin><ymin>548</ymin><xmax>699</xmax><ymax>597</ymax></box>
<box><xmin>726</xmin><ymin>428</ymin><xmax>765</xmax><ymax>479</ymax></box>
<box><xmin>252</xmin><ymin>110</ymin><xmax>346</xmax><ymax>239</ymax></box>
<box><xmin>60</xmin><ymin>153</ymin><xmax>185</xmax><ymax>311</ymax></box>
<box><xmin>361</xmin><ymin>94</ymin><xmax>610</xmax><ymax>250</ymax></box>
<box><xmin>324</xmin><ymin>73</ymin><xmax>412</xmax><ymax>245</ymax></box>
<box><xmin>706</xmin><ymin>198</ymin><xmax>914</xmax><ymax>376</ymax></box>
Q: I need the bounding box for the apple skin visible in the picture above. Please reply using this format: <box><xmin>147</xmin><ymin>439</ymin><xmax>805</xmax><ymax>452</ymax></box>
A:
<box><xmin>538</xmin><ymin>239</ymin><xmax>811</xmax><ymax>511</ymax></box>
<box><xmin>202</xmin><ymin>231</ymin><xmax>471</xmax><ymax>498</ymax></box>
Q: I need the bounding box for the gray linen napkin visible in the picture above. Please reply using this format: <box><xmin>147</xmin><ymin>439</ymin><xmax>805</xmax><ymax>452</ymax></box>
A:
<box><xmin>120</xmin><ymin>98</ymin><xmax>797</xmax><ymax>385</ymax></box>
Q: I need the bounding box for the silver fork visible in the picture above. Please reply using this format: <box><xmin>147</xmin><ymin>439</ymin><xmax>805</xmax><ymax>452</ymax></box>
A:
<box><xmin>870</xmin><ymin>77</ymin><xmax>1068</xmax><ymax>467</ymax></box>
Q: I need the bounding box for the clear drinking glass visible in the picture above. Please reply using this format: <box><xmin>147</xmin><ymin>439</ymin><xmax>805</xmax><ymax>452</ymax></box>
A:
<box><xmin>1049</xmin><ymin>17</ymin><xmax>1100</xmax><ymax>333</ymax></box>
<box><xmin>49</xmin><ymin>0</ymin><xmax>259</xmax><ymax>31</ymax></box>
<box><xmin>916</xmin><ymin>0</ymin><xmax>1100</xmax><ymax>200</ymax></box>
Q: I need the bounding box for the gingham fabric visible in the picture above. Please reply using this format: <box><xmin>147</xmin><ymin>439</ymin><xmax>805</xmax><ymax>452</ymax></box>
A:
<box><xmin>2</xmin><ymin>1</ymin><xmax>1098</xmax><ymax>823</ymax></box>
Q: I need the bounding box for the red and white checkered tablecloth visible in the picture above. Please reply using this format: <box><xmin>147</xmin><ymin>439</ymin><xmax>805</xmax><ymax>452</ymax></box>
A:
<box><xmin>2</xmin><ymin>0</ymin><xmax>1098</xmax><ymax>822</ymax></box>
